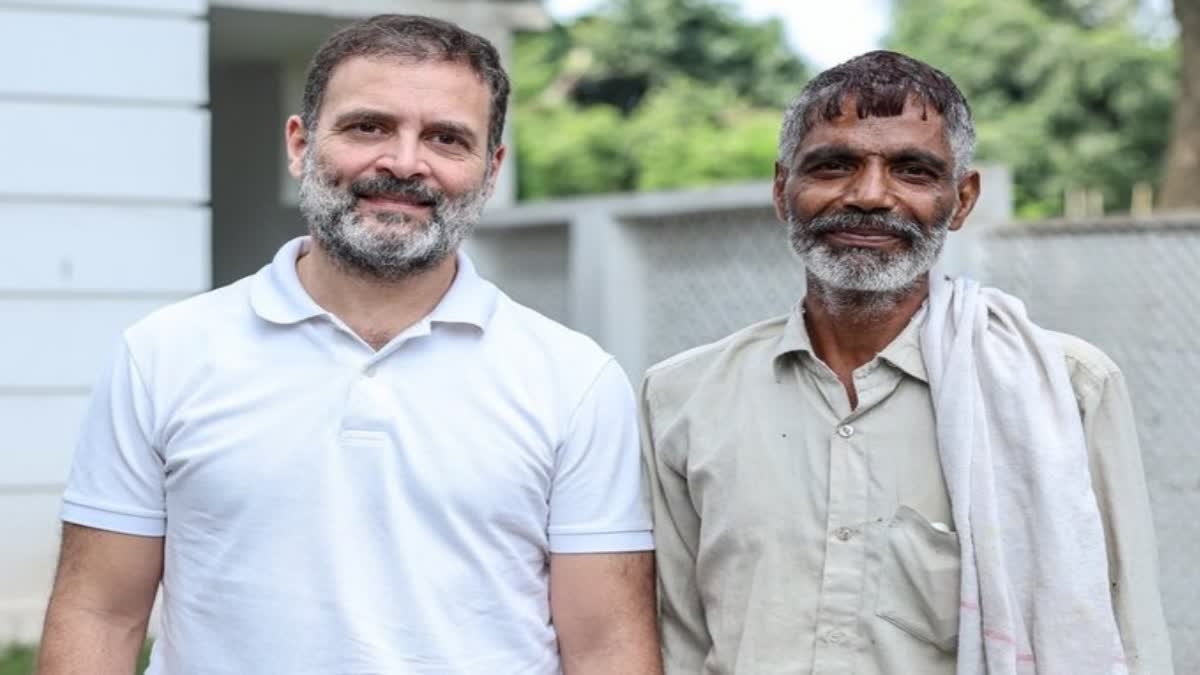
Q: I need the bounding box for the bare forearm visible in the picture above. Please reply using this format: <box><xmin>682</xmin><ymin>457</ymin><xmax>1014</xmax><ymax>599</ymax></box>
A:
<box><xmin>552</xmin><ymin>551</ymin><xmax>662</xmax><ymax>675</ymax></box>
<box><xmin>556</xmin><ymin>619</ymin><xmax>662</xmax><ymax>672</ymax></box>
<box><xmin>37</xmin><ymin>602</ymin><xmax>148</xmax><ymax>675</ymax></box>
<box><xmin>561</xmin><ymin>630</ymin><xmax>662</xmax><ymax>675</ymax></box>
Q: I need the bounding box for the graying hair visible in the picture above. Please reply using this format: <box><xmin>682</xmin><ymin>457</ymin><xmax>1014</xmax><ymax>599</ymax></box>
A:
<box><xmin>778</xmin><ymin>51</ymin><xmax>975</xmax><ymax>178</ymax></box>
<box><xmin>301</xmin><ymin>14</ymin><xmax>510</xmax><ymax>155</ymax></box>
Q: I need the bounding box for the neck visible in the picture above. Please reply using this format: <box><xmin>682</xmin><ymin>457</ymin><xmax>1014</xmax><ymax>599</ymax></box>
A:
<box><xmin>803</xmin><ymin>274</ymin><xmax>929</xmax><ymax>407</ymax></box>
<box><xmin>296</xmin><ymin>239</ymin><xmax>458</xmax><ymax>350</ymax></box>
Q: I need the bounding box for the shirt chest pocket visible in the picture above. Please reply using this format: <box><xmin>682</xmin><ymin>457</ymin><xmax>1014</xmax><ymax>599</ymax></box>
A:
<box><xmin>875</xmin><ymin>505</ymin><xmax>961</xmax><ymax>653</ymax></box>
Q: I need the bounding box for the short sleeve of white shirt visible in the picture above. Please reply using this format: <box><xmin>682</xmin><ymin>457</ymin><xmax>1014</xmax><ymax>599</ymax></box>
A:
<box><xmin>61</xmin><ymin>336</ymin><xmax>166</xmax><ymax>537</ymax></box>
<box><xmin>547</xmin><ymin>358</ymin><xmax>653</xmax><ymax>554</ymax></box>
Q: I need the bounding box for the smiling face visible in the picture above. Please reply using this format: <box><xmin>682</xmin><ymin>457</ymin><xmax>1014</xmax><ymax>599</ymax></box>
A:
<box><xmin>774</xmin><ymin>95</ymin><xmax>979</xmax><ymax>294</ymax></box>
<box><xmin>285</xmin><ymin>55</ymin><xmax>506</xmax><ymax>280</ymax></box>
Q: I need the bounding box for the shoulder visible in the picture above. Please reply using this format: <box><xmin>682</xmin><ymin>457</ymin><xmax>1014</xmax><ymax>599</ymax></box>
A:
<box><xmin>488</xmin><ymin>293</ymin><xmax>626</xmax><ymax>409</ymax></box>
<box><xmin>491</xmin><ymin>292</ymin><xmax>610</xmax><ymax>365</ymax></box>
<box><xmin>123</xmin><ymin>277</ymin><xmax>254</xmax><ymax>360</ymax></box>
<box><xmin>1046</xmin><ymin>330</ymin><xmax>1124</xmax><ymax>405</ymax></box>
<box><xmin>643</xmin><ymin>313</ymin><xmax>790</xmax><ymax>412</ymax></box>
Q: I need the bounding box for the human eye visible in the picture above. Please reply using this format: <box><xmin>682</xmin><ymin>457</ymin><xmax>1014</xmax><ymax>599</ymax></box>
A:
<box><xmin>349</xmin><ymin>121</ymin><xmax>386</xmax><ymax>135</ymax></box>
<box><xmin>429</xmin><ymin>131</ymin><xmax>467</xmax><ymax>148</ymax></box>
<box><xmin>896</xmin><ymin>163</ymin><xmax>940</xmax><ymax>181</ymax></box>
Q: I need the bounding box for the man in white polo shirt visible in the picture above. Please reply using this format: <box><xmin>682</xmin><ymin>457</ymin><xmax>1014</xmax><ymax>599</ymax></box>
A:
<box><xmin>38</xmin><ymin>14</ymin><xmax>659</xmax><ymax>675</ymax></box>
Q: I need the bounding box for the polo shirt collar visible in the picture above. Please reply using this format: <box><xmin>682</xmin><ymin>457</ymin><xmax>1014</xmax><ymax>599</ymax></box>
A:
<box><xmin>250</xmin><ymin>237</ymin><xmax>325</xmax><ymax>325</ymax></box>
<box><xmin>426</xmin><ymin>248</ymin><xmax>498</xmax><ymax>330</ymax></box>
<box><xmin>772</xmin><ymin>298</ymin><xmax>930</xmax><ymax>383</ymax></box>
<box><xmin>250</xmin><ymin>236</ymin><xmax>498</xmax><ymax>331</ymax></box>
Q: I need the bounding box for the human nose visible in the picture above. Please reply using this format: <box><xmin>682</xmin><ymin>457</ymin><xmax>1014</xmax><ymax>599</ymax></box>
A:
<box><xmin>842</xmin><ymin>160</ymin><xmax>895</xmax><ymax>213</ymax></box>
<box><xmin>374</xmin><ymin>133</ymin><xmax>431</xmax><ymax>180</ymax></box>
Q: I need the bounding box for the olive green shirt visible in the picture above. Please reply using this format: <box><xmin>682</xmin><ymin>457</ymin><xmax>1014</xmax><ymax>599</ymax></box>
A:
<box><xmin>641</xmin><ymin>307</ymin><xmax>1173</xmax><ymax>675</ymax></box>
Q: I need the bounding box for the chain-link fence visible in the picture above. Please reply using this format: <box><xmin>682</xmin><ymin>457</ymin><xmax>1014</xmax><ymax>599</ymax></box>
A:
<box><xmin>476</xmin><ymin>185</ymin><xmax>1199</xmax><ymax>672</ymax></box>
<box><xmin>984</xmin><ymin>216</ymin><xmax>1200</xmax><ymax>671</ymax></box>
<box><xmin>624</xmin><ymin>207</ymin><xmax>805</xmax><ymax>366</ymax></box>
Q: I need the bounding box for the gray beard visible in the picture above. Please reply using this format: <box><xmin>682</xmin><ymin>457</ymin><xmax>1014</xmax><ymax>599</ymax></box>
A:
<box><xmin>297</xmin><ymin>151</ymin><xmax>490</xmax><ymax>282</ymax></box>
<box><xmin>787</xmin><ymin>209</ymin><xmax>950</xmax><ymax>315</ymax></box>
<box><xmin>789</xmin><ymin>210</ymin><xmax>948</xmax><ymax>291</ymax></box>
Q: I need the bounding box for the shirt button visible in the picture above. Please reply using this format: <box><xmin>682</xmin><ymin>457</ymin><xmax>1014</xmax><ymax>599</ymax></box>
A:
<box><xmin>836</xmin><ymin>424</ymin><xmax>855</xmax><ymax>438</ymax></box>
<box><xmin>363</xmin><ymin>365</ymin><xmax>378</xmax><ymax>378</ymax></box>
<box><xmin>827</xmin><ymin>630</ymin><xmax>846</xmax><ymax>644</ymax></box>
<box><xmin>835</xmin><ymin>527</ymin><xmax>853</xmax><ymax>541</ymax></box>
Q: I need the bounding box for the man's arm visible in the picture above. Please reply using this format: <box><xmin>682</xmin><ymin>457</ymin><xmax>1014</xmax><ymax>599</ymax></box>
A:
<box><xmin>550</xmin><ymin>551</ymin><xmax>661</xmax><ymax>675</ymax></box>
<box><xmin>545</xmin><ymin>358</ymin><xmax>660</xmax><ymax>674</ymax></box>
<box><xmin>1076</xmin><ymin>358</ymin><xmax>1174</xmax><ymax>673</ymax></box>
<box><xmin>38</xmin><ymin>524</ymin><xmax>163</xmax><ymax>675</ymax></box>
<box><xmin>639</xmin><ymin>373</ymin><xmax>709</xmax><ymax>674</ymax></box>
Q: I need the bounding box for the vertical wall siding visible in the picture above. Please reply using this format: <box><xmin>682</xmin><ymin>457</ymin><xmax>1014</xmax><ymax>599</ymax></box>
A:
<box><xmin>0</xmin><ymin>1</ymin><xmax>210</xmax><ymax>644</ymax></box>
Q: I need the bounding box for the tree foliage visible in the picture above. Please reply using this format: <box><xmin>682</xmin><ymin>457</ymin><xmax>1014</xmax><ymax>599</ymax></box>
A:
<box><xmin>513</xmin><ymin>0</ymin><xmax>809</xmax><ymax>200</ymax></box>
<box><xmin>888</xmin><ymin>0</ymin><xmax>1178</xmax><ymax>217</ymax></box>
<box><xmin>1161</xmin><ymin>0</ymin><xmax>1200</xmax><ymax>209</ymax></box>
<box><xmin>513</xmin><ymin>0</ymin><xmax>1184</xmax><ymax>216</ymax></box>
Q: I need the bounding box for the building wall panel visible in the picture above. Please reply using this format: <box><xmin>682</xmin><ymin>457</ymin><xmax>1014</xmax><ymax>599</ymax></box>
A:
<box><xmin>0</xmin><ymin>298</ymin><xmax>179</xmax><ymax>390</ymax></box>
<box><xmin>0</xmin><ymin>8</ymin><xmax>207</xmax><ymax>103</ymax></box>
<box><xmin>0</xmin><ymin>205</ymin><xmax>210</xmax><ymax>293</ymax></box>
<box><xmin>0</xmin><ymin>103</ymin><xmax>209</xmax><ymax>202</ymax></box>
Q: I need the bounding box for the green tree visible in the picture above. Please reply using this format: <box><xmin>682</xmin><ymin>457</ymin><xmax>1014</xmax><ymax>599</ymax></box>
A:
<box><xmin>1162</xmin><ymin>0</ymin><xmax>1200</xmax><ymax>209</ymax></box>
<box><xmin>571</xmin><ymin>0</ymin><xmax>808</xmax><ymax>110</ymax></box>
<box><xmin>513</xmin><ymin>0</ymin><xmax>810</xmax><ymax>200</ymax></box>
<box><xmin>888</xmin><ymin>0</ymin><xmax>1177</xmax><ymax>217</ymax></box>
<box><xmin>626</xmin><ymin>79</ymin><xmax>780</xmax><ymax>191</ymax></box>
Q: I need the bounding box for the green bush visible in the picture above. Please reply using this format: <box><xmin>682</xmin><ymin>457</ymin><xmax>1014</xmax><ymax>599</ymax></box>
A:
<box><xmin>0</xmin><ymin>642</ymin><xmax>152</xmax><ymax>675</ymax></box>
<box><xmin>0</xmin><ymin>645</ymin><xmax>35</xmax><ymax>675</ymax></box>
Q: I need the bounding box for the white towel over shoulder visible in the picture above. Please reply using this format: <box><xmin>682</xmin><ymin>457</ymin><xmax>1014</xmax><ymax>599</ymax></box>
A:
<box><xmin>920</xmin><ymin>275</ymin><xmax>1125</xmax><ymax>675</ymax></box>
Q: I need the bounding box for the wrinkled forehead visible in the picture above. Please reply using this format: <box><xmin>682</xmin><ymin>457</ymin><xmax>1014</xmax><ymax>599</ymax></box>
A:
<box><xmin>796</xmin><ymin>92</ymin><xmax>953</xmax><ymax>158</ymax></box>
<box><xmin>321</xmin><ymin>55</ymin><xmax>492</xmax><ymax>118</ymax></box>
<box><xmin>806</xmin><ymin>88</ymin><xmax>948</xmax><ymax>131</ymax></box>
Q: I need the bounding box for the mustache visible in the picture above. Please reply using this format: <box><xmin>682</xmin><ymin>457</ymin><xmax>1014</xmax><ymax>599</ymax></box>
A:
<box><xmin>796</xmin><ymin>212</ymin><xmax>923</xmax><ymax>241</ymax></box>
<box><xmin>349</xmin><ymin>175</ymin><xmax>443</xmax><ymax>207</ymax></box>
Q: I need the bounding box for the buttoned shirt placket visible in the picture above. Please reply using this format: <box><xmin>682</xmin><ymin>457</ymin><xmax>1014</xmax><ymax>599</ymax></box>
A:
<box><xmin>805</xmin><ymin>356</ymin><xmax>907</xmax><ymax>674</ymax></box>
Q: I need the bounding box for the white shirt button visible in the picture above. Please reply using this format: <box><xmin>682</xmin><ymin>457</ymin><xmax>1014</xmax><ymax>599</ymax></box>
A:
<box><xmin>363</xmin><ymin>365</ymin><xmax>378</xmax><ymax>378</ymax></box>
<box><xmin>835</xmin><ymin>527</ymin><xmax>853</xmax><ymax>542</ymax></box>
<box><xmin>836</xmin><ymin>424</ymin><xmax>855</xmax><ymax>438</ymax></box>
<box><xmin>827</xmin><ymin>630</ymin><xmax>846</xmax><ymax>644</ymax></box>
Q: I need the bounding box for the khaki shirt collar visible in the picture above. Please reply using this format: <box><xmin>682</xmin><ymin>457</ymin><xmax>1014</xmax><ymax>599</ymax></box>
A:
<box><xmin>772</xmin><ymin>300</ymin><xmax>930</xmax><ymax>383</ymax></box>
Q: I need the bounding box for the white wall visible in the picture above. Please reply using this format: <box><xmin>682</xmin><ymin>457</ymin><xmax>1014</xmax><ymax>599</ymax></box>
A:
<box><xmin>0</xmin><ymin>1</ymin><xmax>210</xmax><ymax>643</ymax></box>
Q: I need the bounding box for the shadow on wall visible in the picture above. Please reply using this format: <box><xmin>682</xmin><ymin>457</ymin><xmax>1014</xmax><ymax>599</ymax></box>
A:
<box><xmin>210</xmin><ymin>61</ymin><xmax>306</xmax><ymax>288</ymax></box>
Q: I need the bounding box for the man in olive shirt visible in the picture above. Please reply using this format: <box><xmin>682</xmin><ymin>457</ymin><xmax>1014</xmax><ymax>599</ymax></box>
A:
<box><xmin>641</xmin><ymin>51</ymin><xmax>1173</xmax><ymax>674</ymax></box>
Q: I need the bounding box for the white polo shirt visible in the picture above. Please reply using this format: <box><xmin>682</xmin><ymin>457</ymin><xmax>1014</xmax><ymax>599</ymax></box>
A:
<box><xmin>62</xmin><ymin>236</ymin><xmax>653</xmax><ymax>675</ymax></box>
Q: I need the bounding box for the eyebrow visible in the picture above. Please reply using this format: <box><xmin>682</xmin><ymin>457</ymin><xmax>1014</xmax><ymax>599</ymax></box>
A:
<box><xmin>330</xmin><ymin>108</ymin><xmax>395</xmax><ymax>129</ymax></box>
<box><xmin>796</xmin><ymin>145</ymin><xmax>860</xmax><ymax>169</ymax></box>
<box><xmin>797</xmin><ymin>144</ymin><xmax>950</xmax><ymax>175</ymax></box>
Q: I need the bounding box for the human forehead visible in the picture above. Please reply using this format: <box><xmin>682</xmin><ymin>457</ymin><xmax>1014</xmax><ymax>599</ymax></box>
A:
<box><xmin>794</xmin><ymin>96</ymin><xmax>952</xmax><ymax>162</ymax></box>
<box><xmin>317</xmin><ymin>55</ymin><xmax>491</xmax><ymax>129</ymax></box>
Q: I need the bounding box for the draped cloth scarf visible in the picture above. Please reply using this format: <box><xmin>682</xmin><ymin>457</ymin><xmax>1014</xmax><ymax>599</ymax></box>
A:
<box><xmin>920</xmin><ymin>275</ymin><xmax>1126</xmax><ymax>674</ymax></box>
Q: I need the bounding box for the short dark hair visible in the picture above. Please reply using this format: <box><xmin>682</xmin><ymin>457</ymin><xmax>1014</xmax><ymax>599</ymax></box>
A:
<box><xmin>778</xmin><ymin>50</ymin><xmax>975</xmax><ymax>176</ymax></box>
<box><xmin>300</xmin><ymin>14</ymin><xmax>511</xmax><ymax>154</ymax></box>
